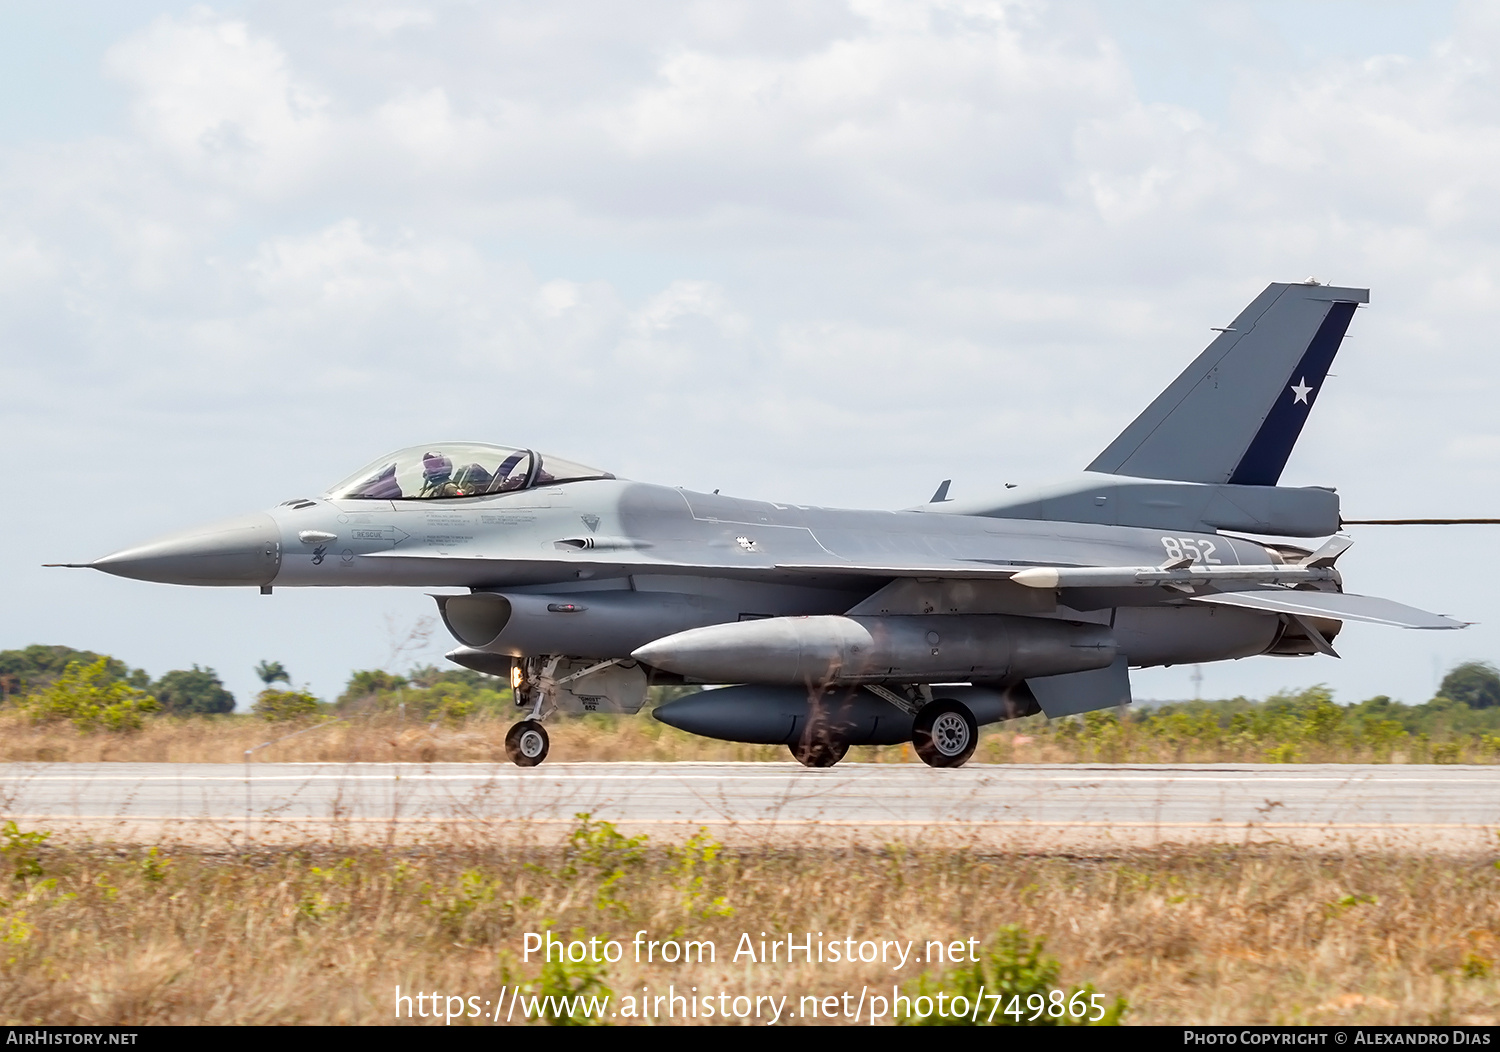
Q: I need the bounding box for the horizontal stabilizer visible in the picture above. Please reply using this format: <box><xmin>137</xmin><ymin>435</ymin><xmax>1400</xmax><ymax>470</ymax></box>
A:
<box><xmin>1028</xmin><ymin>657</ymin><xmax>1132</xmax><ymax>718</ymax></box>
<box><xmin>1190</xmin><ymin>589</ymin><xmax>1464</xmax><ymax>629</ymax></box>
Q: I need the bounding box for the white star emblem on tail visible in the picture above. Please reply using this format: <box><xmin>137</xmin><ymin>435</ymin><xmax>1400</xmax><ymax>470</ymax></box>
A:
<box><xmin>1290</xmin><ymin>377</ymin><xmax>1313</xmax><ymax>404</ymax></box>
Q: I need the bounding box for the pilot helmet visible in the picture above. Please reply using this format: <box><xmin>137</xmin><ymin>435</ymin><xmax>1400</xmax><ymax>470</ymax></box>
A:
<box><xmin>421</xmin><ymin>452</ymin><xmax>453</xmax><ymax>482</ymax></box>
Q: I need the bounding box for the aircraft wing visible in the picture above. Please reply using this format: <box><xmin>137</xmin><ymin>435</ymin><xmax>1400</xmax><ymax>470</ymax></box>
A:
<box><xmin>1189</xmin><ymin>589</ymin><xmax>1465</xmax><ymax>629</ymax></box>
<box><xmin>777</xmin><ymin>558</ymin><xmax>1463</xmax><ymax>630</ymax></box>
<box><xmin>777</xmin><ymin>536</ymin><xmax>1361</xmax><ymax>585</ymax></box>
<box><xmin>772</xmin><ymin>561</ymin><xmax>1025</xmax><ymax>579</ymax></box>
<box><xmin>362</xmin><ymin>552</ymin><xmax>1461</xmax><ymax>629</ymax></box>
<box><xmin>360</xmin><ymin>550</ymin><xmax>1028</xmax><ymax>579</ymax></box>
<box><xmin>773</xmin><ymin>560</ymin><xmax>1344</xmax><ymax>585</ymax></box>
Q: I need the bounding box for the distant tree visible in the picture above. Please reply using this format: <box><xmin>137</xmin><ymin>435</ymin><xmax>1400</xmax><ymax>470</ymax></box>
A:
<box><xmin>0</xmin><ymin>646</ymin><xmax>148</xmax><ymax>694</ymax></box>
<box><xmin>332</xmin><ymin>666</ymin><xmax>509</xmax><ymax>719</ymax></box>
<box><xmin>153</xmin><ymin>666</ymin><xmax>235</xmax><ymax>715</ymax></box>
<box><xmin>336</xmin><ymin>670</ymin><xmax>408</xmax><ymax>710</ymax></box>
<box><xmin>254</xmin><ymin>660</ymin><xmax>290</xmax><ymax>687</ymax></box>
<box><xmin>1438</xmin><ymin>662</ymin><xmax>1500</xmax><ymax>709</ymax></box>
<box><xmin>406</xmin><ymin>665</ymin><xmax>497</xmax><ymax>690</ymax></box>
<box><xmin>645</xmin><ymin>685</ymin><xmax>702</xmax><ymax>710</ymax></box>
<box><xmin>252</xmin><ymin>689</ymin><xmax>321</xmax><ymax>722</ymax></box>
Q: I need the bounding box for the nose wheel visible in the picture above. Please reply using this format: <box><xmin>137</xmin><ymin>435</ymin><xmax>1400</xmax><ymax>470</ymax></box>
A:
<box><xmin>912</xmin><ymin>700</ymin><xmax>977</xmax><ymax>768</ymax></box>
<box><xmin>505</xmin><ymin>720</ymin><xmax>550</xmax><ymax>767</ymax></box>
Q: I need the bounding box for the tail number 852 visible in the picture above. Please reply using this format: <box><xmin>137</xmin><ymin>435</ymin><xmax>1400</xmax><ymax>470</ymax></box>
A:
<box><xmin>1160</xmin><ymin>536</ymin><xmax>1221</xmax><ymax>564</ymax></box>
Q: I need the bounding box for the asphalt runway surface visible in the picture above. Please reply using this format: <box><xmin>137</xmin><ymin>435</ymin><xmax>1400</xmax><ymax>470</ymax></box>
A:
<box><xmin>4</xmin><ymin>761</ymin><xmax>1500</xmax><ymax>849</ymax></box>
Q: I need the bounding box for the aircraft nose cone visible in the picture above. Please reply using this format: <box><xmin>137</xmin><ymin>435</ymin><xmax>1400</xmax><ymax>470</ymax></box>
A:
<box><xmin>91</xmin><ymin>512</ymin><xmax>281</xmax><ymax>586</ymax></box>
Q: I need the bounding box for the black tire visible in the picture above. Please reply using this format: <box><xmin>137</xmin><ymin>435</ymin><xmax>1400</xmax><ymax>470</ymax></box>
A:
<box><xmin>912</xmin><ymin>700</ymin><xmax>977</xmax><ymax>768</ymax></box>
<box><xmin>505</xmin><ymin>720</ymin><xmax>549</xmax><ymax>767</ymax></box>
<box><xmin>788</xmin><ymin>737</ymin><xmax>849</xmax><ymax>767</ymax></box>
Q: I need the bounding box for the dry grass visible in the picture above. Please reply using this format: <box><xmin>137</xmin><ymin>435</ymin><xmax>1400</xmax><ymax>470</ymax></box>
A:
<box><xmin>2</xmin><ymin>711</ymin><xmax>1493</xmax><ymax>766</ymax></box>
<box><xmin>1</xmin><ymin>820</ymin><xmax>1498</xmax><ymax>1026</ymax></box>
<box><xmin>0</xmin><ymin>712</ymin><xmax>908</xmax><ymax>765</ymax></box>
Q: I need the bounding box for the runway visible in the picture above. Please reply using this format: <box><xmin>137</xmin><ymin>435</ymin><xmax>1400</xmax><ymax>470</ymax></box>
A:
<box><xmin>4</xmin><ymin>761</ymin><xmax>1500</xmax><ymax>849</ymax></box>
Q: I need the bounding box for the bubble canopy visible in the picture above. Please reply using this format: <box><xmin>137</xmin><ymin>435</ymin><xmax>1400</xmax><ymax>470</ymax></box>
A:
<box><xmin>326</xmin><ymin>443</ymin><xmax>614</xmax><ymax>501</ymax></box>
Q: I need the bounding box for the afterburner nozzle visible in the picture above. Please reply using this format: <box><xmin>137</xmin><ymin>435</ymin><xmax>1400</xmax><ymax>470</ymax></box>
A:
<box><xmin>87</xmin><ymin>512</ymin><xmax>281</xmax><ymax>586</ymax></box>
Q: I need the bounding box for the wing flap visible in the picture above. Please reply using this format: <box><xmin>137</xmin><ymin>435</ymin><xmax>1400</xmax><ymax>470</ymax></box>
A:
<box><xmin>1190</xmin><ymin>589</ymin><xmax>1465</xmax><ymax>630</ymax></box>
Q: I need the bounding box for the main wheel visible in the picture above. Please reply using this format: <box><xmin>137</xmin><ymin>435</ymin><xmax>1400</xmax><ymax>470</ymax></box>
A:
<box><xmin>912</xmin><ymin>700</ymin><xmax>977</xmax><ymax>768</ymax></box>
<box><xmin>505</xmin><ymin>720</ymin><xmax>549</xmax><ymax>767</ymax></box>
<box><xmin>789</xmin><ymin>737</ymin><xmax>849</xmax><ymax>767</ymax></box>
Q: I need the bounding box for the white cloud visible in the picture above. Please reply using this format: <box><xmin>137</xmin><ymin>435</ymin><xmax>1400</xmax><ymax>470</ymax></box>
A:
<box><xmin>373</xmin><ymin>88</ymin><xmax>494</xmax><ymax>174</ymax></box>
<box><xmin>332</xmin><ymin>6</ymin><xmax>435</xmax><ymax>36</ymax></box>
<box><xmin>616</xmin><ymin>280</ymin><xmax>750</xmax><ymax>374</ymax></box>
<box><xmin>104</xmin><ymin>10</ymin><xmax>332</xmax><ymax>192</ymax></box>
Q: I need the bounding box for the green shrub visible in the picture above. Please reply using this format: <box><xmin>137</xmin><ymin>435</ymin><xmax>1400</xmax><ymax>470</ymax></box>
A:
<box><xmin>334</xmin><ymin>667</ymin><xmax>510</xmax><ymax>720</ymax></box>
<box><xmin>901</xmin><ymin>925</ymin><xmax>1125</xmax><ymax>1026</ymax></box>
<box><xmin>0</xmin><ymin>822</ymin><xmax>50</xmax><ymax>883</ymax></box>
<box><xmin>18</xmin><ymin>659</ymin><xmax>159</xmax><ymax>732</ymax></box>
<box><xmin>521</xmin><ymin>926</ymin><xmax>613</xmax><ymax>1026</ymax></box>
<box><xmin>556</xmin><ymin>813</ymin><xmax>648</xmax><ymax>913</ymax></box>
<box><xmin>252</xmin><ymin>688</ymin><xmax>321</xmax><ymax>722</ymax></box>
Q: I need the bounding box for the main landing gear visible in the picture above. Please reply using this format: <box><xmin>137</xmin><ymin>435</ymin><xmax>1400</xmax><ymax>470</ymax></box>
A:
<box><xmin>788</xmin><ymin>704</ymin><xmax>852</xmax><ymax>768</ymax></box>
<box><xmin>784</xmin><ymin>692</ymin><xmax>980</xmax><ymax>769</ymax></box>
<box><xmin>911</xmin><ymin>699</ymin><xmax>978</xmax><ymax>768</ymax></box>
<box><xmin>505</xmin><ymin>720</ymin><xmax>549</xmax><ymax>766</ymax></box>
<box><xmin>788</xmin><ymin>735</ymin><xmax>849</xmax><ymax>768</ymax></box>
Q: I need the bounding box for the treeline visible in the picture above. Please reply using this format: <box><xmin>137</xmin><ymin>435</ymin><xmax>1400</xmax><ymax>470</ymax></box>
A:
<box><xmin>332</xmin><ymin>666</ymin><xmax>513</xmax><ymax>722</ymax></box>
<box><xmin>5</xmin><ymin>644</ymin><xmax>1500</xmax><ymax>749</ymax></box>
<box><xmin>0</xmin><ymin>645</ymin><xmax>512</xmax><ymax>727</ymax></box>
<box><xmin>1029</xmin><ymin>677</ymin><xmax>1500</xmax><ymax>764</ymax></box>
<box><xmin>0</xmin><ymin>645</ymin><xmax>232</xmax><ymax>716</ymax></box>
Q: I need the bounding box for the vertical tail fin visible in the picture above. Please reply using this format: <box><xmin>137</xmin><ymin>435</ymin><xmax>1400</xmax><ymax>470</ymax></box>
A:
<box><xmin>1088</xmin><ymin>281</ymin><xmax>1368</xmax><ymax>485</ymax></box>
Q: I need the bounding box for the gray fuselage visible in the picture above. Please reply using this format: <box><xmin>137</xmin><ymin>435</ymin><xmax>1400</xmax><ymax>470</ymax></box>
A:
<box><xmin>257</xmin><ymin>478</ymin><xmax>1287</xmax><ymax>671</ymax></box>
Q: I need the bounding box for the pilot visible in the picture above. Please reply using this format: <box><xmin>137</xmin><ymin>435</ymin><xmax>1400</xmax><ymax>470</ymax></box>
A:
<box><xmin>418</xmin><ymin>452</ymin><xmax>460</xmax><ymax>498</ymax></box>
<box><xmin>494</xmin><ymin>451</ymin><xmax>530</xmax><ymax>492</ymax></box>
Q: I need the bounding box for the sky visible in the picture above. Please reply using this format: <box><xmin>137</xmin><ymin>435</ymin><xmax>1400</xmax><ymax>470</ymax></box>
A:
<box><xmin>4</xmin><ymin>0</ymin><xmax>1499</xmax><ymax>710</ymax></box>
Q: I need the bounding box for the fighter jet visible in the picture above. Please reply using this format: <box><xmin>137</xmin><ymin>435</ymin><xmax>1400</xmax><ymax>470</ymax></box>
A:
<box><xmin>58</xmin><ymin>280</ymin><xmax>1466</xmax><ymax>768</ymax></box>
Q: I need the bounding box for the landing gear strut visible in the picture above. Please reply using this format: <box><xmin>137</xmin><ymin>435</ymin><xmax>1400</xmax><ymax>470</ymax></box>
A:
<box><xmin>912</xmin><ymin>700</ymin><xmax>977</xmax><ymax>768</ymax></box>
<box><xmin>505</xmin><ymin>656</ymin><xmax>555</xmax><ymax>767</ymax></box>
<box><xmin>505</xmin><ymin>720</ymin><xmax>549</xmax><ymax>767</ymax></box>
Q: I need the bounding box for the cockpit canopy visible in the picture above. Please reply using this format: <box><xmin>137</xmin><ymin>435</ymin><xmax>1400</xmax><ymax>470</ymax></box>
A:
<box><xmin>326</xmin><ymin>443</ymin><xmax>614</xmax><ymax>501</ymax></box>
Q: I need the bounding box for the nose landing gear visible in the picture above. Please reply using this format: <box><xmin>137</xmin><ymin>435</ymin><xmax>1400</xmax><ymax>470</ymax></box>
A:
<box><xmin>504</xmin><ymin>720</ymin><xmax>549</xmax><ymax>767</ymax></box>
<box><xmin>505</xmin><ymin>656</ymin><xmax>556</xmax><ymax>767</ymax></box>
